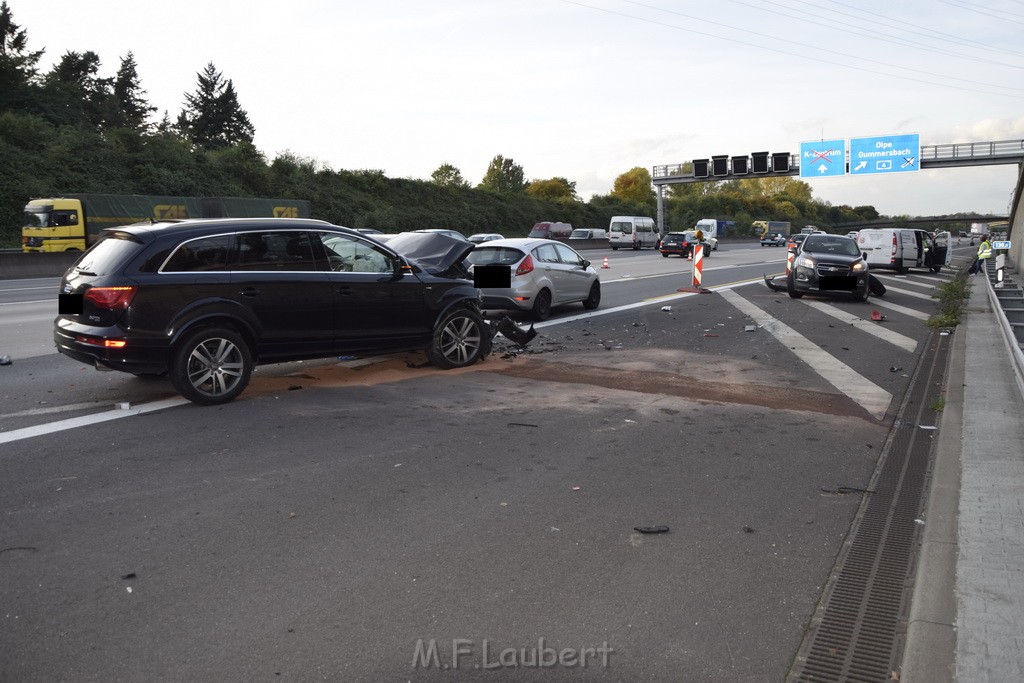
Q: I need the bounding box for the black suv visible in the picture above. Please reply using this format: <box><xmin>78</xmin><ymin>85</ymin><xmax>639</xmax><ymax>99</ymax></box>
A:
<box><xmin>55</xmin><ymin>219</ymin><xmax>490</xmax><ymax>404</ymax></box>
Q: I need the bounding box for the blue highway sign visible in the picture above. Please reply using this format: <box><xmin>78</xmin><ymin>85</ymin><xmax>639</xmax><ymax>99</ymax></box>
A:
<box><xmin>800</xmin><ymin>139</ymin><xmax>846</xmax><ymax>178</ymax></box>
<box><xmin>850</xmin><ymin>133</ymin><xmax>920</xmax><ymax>176</ymax></box>
<box><xmin>993</xmin><ymin>241</ymin><xmax>1011</xmax><ymax>250</ymax></box>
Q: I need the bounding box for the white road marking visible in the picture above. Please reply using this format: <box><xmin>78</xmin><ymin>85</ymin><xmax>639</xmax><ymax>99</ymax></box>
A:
<box><xmin>0</xmin><ymin>397</ymin><xmax>189</xmax><ymax>446</ymax></box>
<box><xmin>719</xmin><ymin>289</ymin><xmax>892</xmax><ymax>419</ymax></box>
<box><xmin>801</xmin><ymin>300</ymin><xmax>918</xmax><ymax>352</ymax></box>
<box><xmin>875</xmin><ymin>285</ymin><xmax>935</xmax><ymax>301</ymax></box>
<box><xmin>868</xmin><ymin>299</ymin><xmax>930</xmax><ymax>321</ymax></box>
<box><xmin>533</xmin><ymin>277</ymin><xmax>765</xmax><ymax>329</ymax></box>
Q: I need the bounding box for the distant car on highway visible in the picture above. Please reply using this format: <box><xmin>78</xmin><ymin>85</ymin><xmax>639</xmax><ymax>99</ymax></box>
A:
<box><xmin>786</xmin><ymin>233</ymin><xmax>809</xmax><ymax>252</ymax></box>
<box><xmin>466</xmin><ymin>238</ymin><xmax>600</xmax><ymax>321</ymax></box>
<box><xmin>569</xmin><ymin>228</ymin><xmax>607</xmax><ymax>240</ymax></box>
<box><xmin>760</xmin><ymin>233</ymin><xmax>786</xmax><ymax>247</ymax></box>
<box><xmin>468</xmin><ymin>233</ymin><xmax>504</xmax><ymax>244</ymax></box>
<box><xmin>787</xmin><ymin>234</ymin><xmax>870</xmax><ymax>301</ymax></box>
<box><xmin>660</xmin><ymin>231</ymin><xmax>714</xmax><ymax>258</ymax></box>
<box><xmin>411</xmin><ymin>229</ymin><xmax>470</xmax><ymax>242</ymax></box>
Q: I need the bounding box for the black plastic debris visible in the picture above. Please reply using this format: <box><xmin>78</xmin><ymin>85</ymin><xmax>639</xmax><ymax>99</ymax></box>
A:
<box><xmin>868</xmin><ymin>274</ymin><xmax>886</xmax><ymax>297</ymax></box>
<box><xmin>0</xmin><ymin>355</ymin><xmax>11</xmax><ymax>366</ymax></box>
<box><xmin>633</xmin><ymin>526</ymin><xmax>670</xmax><ymax>534</ymax></box>
<box><xmin>491</xmin><ymin>315</ymin><xmax>537</xmax><ymax>347</ymax></box>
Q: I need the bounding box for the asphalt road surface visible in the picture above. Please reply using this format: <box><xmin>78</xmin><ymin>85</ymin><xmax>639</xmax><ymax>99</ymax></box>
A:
<box><xmin>0</xmin><ymin>242</ymin><xmax>973</xmax><ymax>680</ymax></box>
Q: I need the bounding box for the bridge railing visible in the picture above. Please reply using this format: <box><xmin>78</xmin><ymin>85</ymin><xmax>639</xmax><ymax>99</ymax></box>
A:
<box><xmin>654</xmin><ymin>138</ymin><xmax>1024</xmax><ymax>181</ymax></box>
<box><xmin>921</xmin><ymin>139</ymin><xmax>1024</xmax><ymax>161</ymax></box>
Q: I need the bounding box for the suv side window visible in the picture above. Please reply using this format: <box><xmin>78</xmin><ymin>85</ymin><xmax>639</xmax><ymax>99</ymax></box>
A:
<box><xmin>235</xmin><ymin>231</ymin><xmax>319</xmax><ymax>271</ymax></box>
<box><xmin>314</xmin><ymin>232</ymin><xmax>395</xmax><ymax>273</ymax></box>
<box><xmin>162</xmin><ymin>234</ymin><xmax>234</xmax><ymax>272</ymax></box>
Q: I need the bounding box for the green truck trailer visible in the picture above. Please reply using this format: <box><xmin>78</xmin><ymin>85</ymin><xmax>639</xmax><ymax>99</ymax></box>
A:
<box><xmin>21</xmin><ymin>194</ymin><xmax>312</xmax><ymax>252</ymax></box>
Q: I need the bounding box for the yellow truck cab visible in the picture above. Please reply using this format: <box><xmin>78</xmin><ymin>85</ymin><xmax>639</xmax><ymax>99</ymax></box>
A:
<box><xmin>22</xmin><ymin>198</ymin><xmax>87</xmax><ymax>252</ymax></box>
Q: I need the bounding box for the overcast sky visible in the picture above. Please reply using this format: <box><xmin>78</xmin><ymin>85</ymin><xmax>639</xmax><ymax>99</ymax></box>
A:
<box><xmin>13</xmin><ymin>0</ymin><xmax>1024</xmax><ymax>217</ymax></box>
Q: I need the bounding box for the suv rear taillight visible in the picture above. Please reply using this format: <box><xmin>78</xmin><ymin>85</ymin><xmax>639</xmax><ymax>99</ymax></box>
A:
<box><xmin>84</xmin><ymin>286</ymin><xmax>137</xmax><ymax>309</ymax></box>
<box><xmin>515</xmin><ymin>255</ymin><xmax>534</xmax><ymax>276</ymax></box>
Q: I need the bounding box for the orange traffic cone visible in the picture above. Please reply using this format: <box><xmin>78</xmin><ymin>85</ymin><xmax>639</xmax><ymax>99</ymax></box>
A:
<box><xmin>602</xmin><ymin>256</ymin><xmax>610</xmax><ymax>269</ymax></box>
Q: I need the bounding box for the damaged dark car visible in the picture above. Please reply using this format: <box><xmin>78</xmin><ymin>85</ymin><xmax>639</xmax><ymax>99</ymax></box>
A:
<box><xmin>54</xmin><ymin>218</ymin><xmax>531</xmax><ymax>405</ymax></box>
<box><xmin>787</xmin><ymin>234</ymin><xmax>870</xmax><ymax>301</ymax></box>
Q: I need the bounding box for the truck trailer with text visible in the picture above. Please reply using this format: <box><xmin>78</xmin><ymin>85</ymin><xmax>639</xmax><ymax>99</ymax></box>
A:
<box><xmin>21</xmin><ymin>194</ymin><xmax>312</xmax><ymax>252</ymax></box>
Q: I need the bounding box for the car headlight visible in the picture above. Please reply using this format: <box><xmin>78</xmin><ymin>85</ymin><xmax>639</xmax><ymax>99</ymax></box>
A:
<box><xmin>797</xmin><ymin>256</ymin><xmax>816</xmax><ymax>268</ymax></box>
<box><xmin>851</xmin><ymin>260</ymin><xmax>867</xmax><ymax>273</ymax></box>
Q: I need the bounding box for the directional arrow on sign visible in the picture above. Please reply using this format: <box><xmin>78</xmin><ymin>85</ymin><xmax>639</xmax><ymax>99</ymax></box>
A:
<box><xmin>854</xmin><ymin>161</ymin><xmax>867</xmax><ymax>171</ymax></box>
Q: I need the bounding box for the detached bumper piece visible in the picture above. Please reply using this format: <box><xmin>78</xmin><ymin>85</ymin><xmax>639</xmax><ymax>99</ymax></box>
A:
<box><xmin>490</xmin><ymin>315</ymin><xmax>537</xmax><ymax>347</ymax></box>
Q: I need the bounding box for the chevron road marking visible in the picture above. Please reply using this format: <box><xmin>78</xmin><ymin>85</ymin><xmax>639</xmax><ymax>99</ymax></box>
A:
<box><xmin>719</xmin><ymin>289</ymin><xmax>892</xmax><ymax>419</ymax></box>
<box><xmin>801</xmin><ymin>300</ymin><xmax>918</xmax><ymax>352</ymax></box>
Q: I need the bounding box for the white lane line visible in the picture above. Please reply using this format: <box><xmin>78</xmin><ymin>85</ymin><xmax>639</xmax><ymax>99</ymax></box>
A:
<box><xmin>868</xmin><ymin>299</ymin><xmax>930</xmax><ymax>321</ymax></box>
<box><xmin>4</xmin><ymin>402</ymin><xmax>123</xmax><ymax>418</ymax></box>
<box><xmin>533</xmin><ymin>276</ymin><xmax>765</xmax><ymax>329</ymax></box>
<box><xmin>877</xmin><ymin>285</ymin><xmax>936</xmax><ymax>301</ymax></box>
<box><xmin>719</xmin><ymin>289</ymin><xmax>891</xmax><ymax>419</ymax></box>
<box><xmin>801</xmin><ymin>301</ymin><xmax>918</xmax><ymax>352</ymax></box>
<box><xmin>0</xmin><ymin>397</ymin><xmax>189</xmax><ymax>446</ymax></box>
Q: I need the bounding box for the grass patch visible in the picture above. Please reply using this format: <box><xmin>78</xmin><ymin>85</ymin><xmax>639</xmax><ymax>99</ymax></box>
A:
<box><xmin>929</xmin><ymin>396</ymin><xmax>947</xmax><ymax>412</ymax></box>
<box><xmin>927</xmin><ymin>271</ymin><xmax>971</xmax><ymax>328</ymax></box>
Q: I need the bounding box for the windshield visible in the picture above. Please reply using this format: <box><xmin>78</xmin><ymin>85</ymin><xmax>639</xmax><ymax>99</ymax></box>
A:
<box><xmin>802</xmin><ymin>236</ymin><xmax>861</xmax><ymax>256</ymax></box>
<box><xmin>23</xmin><ymin>211</ymin><xmax>49</xmax><ymax>228</ymax></box>
<box><xmin>23</xmin><ymin>209</ymin><xmax>78</xmax><ymax>228</ymax></box>
<box><xmin>610</xmin><ymin>222</ymin><xmax>632</xmax><ymax>234</ymax></box>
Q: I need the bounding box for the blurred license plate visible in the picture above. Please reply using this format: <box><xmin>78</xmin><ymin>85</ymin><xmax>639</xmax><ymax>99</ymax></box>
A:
<box><xmin>819</xmin><ymin>276</ymin><xmax>856</xmax><ymax>291</ymax></box>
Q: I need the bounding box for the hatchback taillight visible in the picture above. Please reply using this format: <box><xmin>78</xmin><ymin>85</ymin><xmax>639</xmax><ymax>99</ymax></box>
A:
<box><xmin>515</xmin><ymin>255</ymin><xmax>534</xmax><ymax>276</ymax></box>
<box><xmin>84</xmin><ymin>286</ymin><xmax>137</xmax><ymax>309</ymax></box>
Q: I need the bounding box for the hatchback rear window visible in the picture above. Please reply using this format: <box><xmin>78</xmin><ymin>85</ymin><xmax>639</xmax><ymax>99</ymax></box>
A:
<box><xmin>467</xmin><ymin>247</ymin><xmax>525</xmax><ymax>266</ymax></box>
<box><xmin>72</xmin><ymin>233</ymin><xmax>144</xmax><ymax>276</ymax></box>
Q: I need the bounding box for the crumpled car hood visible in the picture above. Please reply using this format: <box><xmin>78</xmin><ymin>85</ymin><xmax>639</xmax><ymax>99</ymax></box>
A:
<box><xmin>386</xmin><ymin>232</ymin><xmax>475</xmax><ymax>277</ymax></box>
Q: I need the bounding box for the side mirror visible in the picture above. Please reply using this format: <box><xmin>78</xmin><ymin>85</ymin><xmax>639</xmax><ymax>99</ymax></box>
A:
<box><xmin>581</xmin><ymin>259</ymin><xmax>591</xmax><ymax>268</ymax></box>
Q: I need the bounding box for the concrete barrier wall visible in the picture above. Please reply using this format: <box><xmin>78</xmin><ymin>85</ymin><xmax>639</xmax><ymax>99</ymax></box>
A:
<box><xmin>0</xmin><ymin>251</ymin><xmax>79</xmax><ymax>280</ymax></box>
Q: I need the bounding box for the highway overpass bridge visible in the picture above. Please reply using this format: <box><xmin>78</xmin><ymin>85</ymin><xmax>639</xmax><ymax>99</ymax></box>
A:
<box><xmin>652</xmin><ymin>138</ymin><xmax>1024</xmax><ymax>267</ymax></box>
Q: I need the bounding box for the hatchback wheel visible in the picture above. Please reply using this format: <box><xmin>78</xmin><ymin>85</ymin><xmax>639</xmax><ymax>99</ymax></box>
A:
<box><xmin>531</xmin><ymin>289</ymin><xmax>553</xmax><ymax>321</ymax></box>
<box><xmin>429</xmin><ymin>307</ymin><xmax>489</xmax><ymax>369</ymax></box>
<box><xmin>582</xmin><ymin>281</ymin><xmax>601</xmax><ymax>310</ymax></box>
<box><xmin>170</xmin><ymin>327</ymin><xmax>252</xmax><ymax>405</ymax></box>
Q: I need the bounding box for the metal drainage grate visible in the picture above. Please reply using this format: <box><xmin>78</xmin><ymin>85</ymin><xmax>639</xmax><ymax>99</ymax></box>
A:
<box><xmin>788</xmin><ymin>329</ymin><xmax>950</xmax><ymax>682</ymax></box>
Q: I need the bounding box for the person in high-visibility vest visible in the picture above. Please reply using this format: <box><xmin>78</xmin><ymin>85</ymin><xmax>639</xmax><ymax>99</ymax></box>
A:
<box><xmin>969</xmin><ymin>235</ymin><xmax>992</xmax><ymax>276</ymax></box>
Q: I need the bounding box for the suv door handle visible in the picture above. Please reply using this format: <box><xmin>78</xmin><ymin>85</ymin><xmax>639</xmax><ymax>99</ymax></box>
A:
<box><xmin>336</xmin><ymin>286</ymin><xmax>354</xmax><ymax>296</ymax></box>
<box><xmin>240</xmin><ymin>287</ymin><xmax>260</xmax><ymax>297</ymax></box>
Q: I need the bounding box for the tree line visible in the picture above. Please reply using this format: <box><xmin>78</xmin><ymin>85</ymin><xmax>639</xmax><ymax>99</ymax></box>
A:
<box><xmin>0</xmin><ymin>2</ymin><xmax>973</xmax><ymax>249</ymax></box>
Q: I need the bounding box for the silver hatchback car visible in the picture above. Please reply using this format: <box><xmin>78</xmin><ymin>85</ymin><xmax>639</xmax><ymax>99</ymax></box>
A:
<box><xmin>466</xmin><ymin>238</ymin><xmax>600</xmax><ymax>321</ymax></box>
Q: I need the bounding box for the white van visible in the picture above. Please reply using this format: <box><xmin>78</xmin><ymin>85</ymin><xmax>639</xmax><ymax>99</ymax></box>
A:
<box><xmin>857</xmin><ymin>228</ymin><xmax>951</xmax><ymax>273</ymax></box>
<box><xmin>608</xmin><ymin>216</ymin><xmax>658</xmax><ymax>250</ymax></box>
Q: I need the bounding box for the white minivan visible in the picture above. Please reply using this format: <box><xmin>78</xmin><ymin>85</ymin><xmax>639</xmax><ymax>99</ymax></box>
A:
<box><xmin>608</xmin><ymin>216</ymin><xmax>658</xmax><ymax>250</ymax></box>
<box><xmin>857</xmin><ymin>228</ymin><xmax>951</xmax><ymax>274</ymax></box>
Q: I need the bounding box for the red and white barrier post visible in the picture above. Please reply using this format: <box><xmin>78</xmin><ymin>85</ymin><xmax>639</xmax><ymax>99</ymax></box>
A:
<box><xmin>692</xmin><ymin>243</ymin><xmax>704</xmax><ymax>288</ymax></box>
